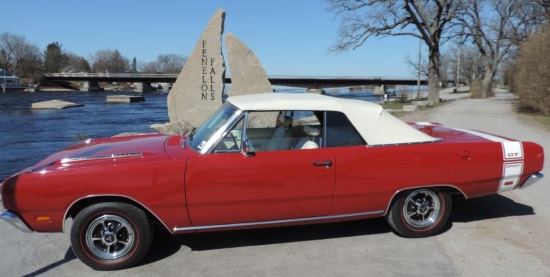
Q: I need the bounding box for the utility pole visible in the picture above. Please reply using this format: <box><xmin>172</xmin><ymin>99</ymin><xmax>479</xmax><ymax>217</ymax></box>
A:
<box><xmin>456</xmin><ymin>45</ymin><xmax>461</xmax><ymax>91</ymax></box>
<box><xmin>416</xmin><ymin>37</ymin><xmax>422</xmax><ymax>99</ymax></box>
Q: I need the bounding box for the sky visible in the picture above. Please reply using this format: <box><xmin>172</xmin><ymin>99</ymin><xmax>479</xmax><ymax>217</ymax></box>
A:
<box><xmin>4</xmin><ymin>0</ymin><xmax>423</xmax><ymax>77</ymax></box>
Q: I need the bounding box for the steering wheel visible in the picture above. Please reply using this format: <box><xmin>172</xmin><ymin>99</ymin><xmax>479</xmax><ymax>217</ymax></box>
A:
<box><xmin>226</xmin><ymin>131</ymin><xmax>239</xmax><ymax>151</ymax></box>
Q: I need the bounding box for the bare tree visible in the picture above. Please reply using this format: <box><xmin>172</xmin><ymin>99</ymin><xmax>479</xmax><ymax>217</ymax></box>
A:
<box><xmin>0</xmin><ymin>32</ymin><xmax>41</xmax><ymax>77</ymax></box>
<box><xmin>157</xmin><ymin>54</ymin><xmax>187</xmax><ymax>74</ymax></box>
<box><xmin>64</xmin><ymin>52</ymin><xmax>91</xmax><ymax>73</ymax></box>
<box><xmin>139</xmin><ymin>61</ymin><xmax>158</xmax><ymax>73</ymax></box>
<box><xmin>90</xmin><ymin>49</ymin><xmax>128</xmax><ymax>73</ymax></box>
<box><xmin>17</xmin><ymin>44</ymin><xmax>43</xmax><ymax>82</ymax></box>
<box><xmin>326</xmin><ymin>0</ymin><xmax>460</xmax><ymax>104</ymax></box>
<box><xmin>538</xmin><ymin>0</ymin><xmax>550</xmax><ymax>18</ymax></box>
<box><xmin>457</xmin><ymin>0</ymin><xmax>546</xmax><ymax>97</ymax></box>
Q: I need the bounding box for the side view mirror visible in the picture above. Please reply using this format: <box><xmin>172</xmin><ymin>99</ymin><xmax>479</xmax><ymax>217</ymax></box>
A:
<box><xmin>242</xmin><ymin>139</ymin><xmax>255</xmax><ymax>157</ymax></box>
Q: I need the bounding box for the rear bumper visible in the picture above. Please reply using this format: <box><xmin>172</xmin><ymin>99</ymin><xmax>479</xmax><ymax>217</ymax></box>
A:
<box><xmin>519</xmin><ymin>173</ymin><xmax>544</xmax><ymax>190</ymax></box>
<box><xmin>0</xmin><ymin>211</ymin><xmax>33</xmax><ymax>233</ymax></box>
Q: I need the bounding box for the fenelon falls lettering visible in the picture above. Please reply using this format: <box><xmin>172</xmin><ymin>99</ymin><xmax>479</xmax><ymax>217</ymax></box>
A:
<box><xmin>201</xmin><ymin>40</ymin><xmax>216</xmax><ymax>100</ymax></box>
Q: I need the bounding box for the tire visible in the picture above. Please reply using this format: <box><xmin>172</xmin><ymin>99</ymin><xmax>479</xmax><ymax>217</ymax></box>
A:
<box><xmin>70</xmin><ymin>202</ymin><xmax>153</xmax><ymax>270</ymax></box>
<box><xmin>386</xmin><ymin>188</ymin><xmax>451</xmax><ymax>238</ymax></box>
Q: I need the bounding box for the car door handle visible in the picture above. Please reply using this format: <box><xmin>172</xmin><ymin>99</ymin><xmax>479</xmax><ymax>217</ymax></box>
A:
<box><xmin>312</xmin><ymin>160</ymin><xmax>332</xmax><ymax>168</ymax></box>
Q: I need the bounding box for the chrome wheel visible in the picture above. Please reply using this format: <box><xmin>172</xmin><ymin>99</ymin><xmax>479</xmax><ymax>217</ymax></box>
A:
<box><xmin>85</xmin><ymin>214</ymin><xmax>135</xmax><ymax>260</ymax></box>
<box><xmin>71</xmin><ymin>202</ymin><xmax>153</xmax><ymax>270</ymax></box>
<box><xmin>387</xmin><ymin>188</ymin><xmax>451</xmax><ymax>238</ymax></box>
<box><xmin>402</xmin><ymin>189</ymin><xmax>441</xmax><ymax>228</ymax></box>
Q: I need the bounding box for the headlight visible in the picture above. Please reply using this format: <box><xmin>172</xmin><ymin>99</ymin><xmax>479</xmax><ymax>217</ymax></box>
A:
<box><xmin>1</xmin><ymin>176</ymin><xmax>17</xmax><ymax>211</ymax></box>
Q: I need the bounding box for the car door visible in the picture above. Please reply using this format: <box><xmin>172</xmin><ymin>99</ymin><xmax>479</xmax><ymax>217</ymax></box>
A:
<box><xmin>185</xmin><ymin>111</ymin><xmax>336</xmax><ymax>227</ymax></box>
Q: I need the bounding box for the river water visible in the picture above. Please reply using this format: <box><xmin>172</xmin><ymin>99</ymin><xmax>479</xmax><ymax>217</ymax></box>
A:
<box><xmin>0</xmin><ymin>90</ymin><xmax>169</xmax><ymax>182</ymax></box>
<box><xmin>0</xmin><ymin>89</ymin><xmax>384</xmax><ymax>182</ymax></box>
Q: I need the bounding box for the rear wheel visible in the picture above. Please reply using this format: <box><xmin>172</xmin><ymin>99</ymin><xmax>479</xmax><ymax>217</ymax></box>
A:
<box><xmin>70</xmin><ymin>202</ymin><xmax>153</xmax><ymax>270</ymax></box>
<box><xmin>386</xmin><ymin>188</ymin><xmax>451</xmax><ymax>238</ymax></box>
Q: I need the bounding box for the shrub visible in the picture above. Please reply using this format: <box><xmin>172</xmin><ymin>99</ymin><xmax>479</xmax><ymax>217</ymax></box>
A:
<box><xmin>515</xmin><ymin>26</ymin><xmax>550</xmax><ymax>115</ymax></box>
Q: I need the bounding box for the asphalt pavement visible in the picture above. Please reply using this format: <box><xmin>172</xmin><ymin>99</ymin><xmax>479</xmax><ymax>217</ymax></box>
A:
<box><xmin>1</xmin><ymin>89</ymin><xmax>549</xmax><ymax>276</ymax></box>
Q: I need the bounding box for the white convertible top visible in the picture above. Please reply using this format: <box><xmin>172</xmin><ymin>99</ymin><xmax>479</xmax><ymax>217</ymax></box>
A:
<box><xmin>227</xmin><ymin>93</ymin><xmax>438</xmax><ymax>146</ymax></box>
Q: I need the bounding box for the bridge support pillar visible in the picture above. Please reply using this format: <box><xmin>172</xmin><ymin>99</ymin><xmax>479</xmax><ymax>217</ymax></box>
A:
<box><xmin>81</xmin><ymin>81</ymin><xmax>104</xmax><ymax>92</ymax></box>
<box><xmin>134</xmin><ymin>82</ymin><xmax>155</xmax><ymax>93</ymax></box>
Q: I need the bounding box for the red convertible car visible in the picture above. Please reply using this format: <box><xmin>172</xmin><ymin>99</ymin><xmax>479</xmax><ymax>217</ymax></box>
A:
<box><xmin>0</xmin><ymin>93</ymin><xmax>545</xmax><ymax>270</ymax></box>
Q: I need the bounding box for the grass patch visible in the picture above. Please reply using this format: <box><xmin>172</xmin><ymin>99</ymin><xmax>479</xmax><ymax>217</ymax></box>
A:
<box><xmin>380</xmin><ymin>102</ymin><xmax>406</xmax><ymax>110</ymax></box>
<box><xmin>520</xmin><ymin>113</ymin><xmax>550</xmax><ymax>130</ymax></box>
<box><xmin>514</xmin><ymin>102</ymin><xmax>550</xmax><ymax>131</ymax></box>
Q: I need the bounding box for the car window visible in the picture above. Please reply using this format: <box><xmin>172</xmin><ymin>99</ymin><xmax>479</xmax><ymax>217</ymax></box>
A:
<box><xmin>214</xmin><ymin>110</ymin><xmax>323</xmax><ymax>153</ymax></box>
<box><xmin>325</xmin><ymin>111</ymin><xmax>365</xmax><ymax>147</ymax></box>
<box><xmin>190</xmin><ymin>103</ymin><xmax>239</xmax><ymax>152</ymax></box>
<box><xmin>213</xmin><ymin>116</ymin><xmax>245</xmax><ymax>153</ymax></box>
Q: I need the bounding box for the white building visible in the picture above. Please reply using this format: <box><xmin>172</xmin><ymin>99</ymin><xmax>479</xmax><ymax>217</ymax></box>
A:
<box><xmin>0</xmin><ymin>69</ymin><xmax>23</xmax><ymax>91</ymax></box>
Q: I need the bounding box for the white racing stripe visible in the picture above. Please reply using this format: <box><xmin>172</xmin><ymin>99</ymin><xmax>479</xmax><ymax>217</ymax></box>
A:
<box><xmin>414</xmin><ymin>122</ymin><xmax>525</xmax><ymax>193</ymax></box>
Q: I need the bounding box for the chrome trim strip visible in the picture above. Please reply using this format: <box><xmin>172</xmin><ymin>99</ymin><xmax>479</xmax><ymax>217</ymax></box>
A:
<box><xmin>367</xmin><ymin>138</ymin><xmax>443</xmax><ymax>148</ymax></box>
<box><xmin>63</xmin><ymin>194</ymin><xmax>172</xmax><ymax>233</ymax></box>
<box><xmin>0</xmin><ymin>211</ymin><xmax>33</xmax><ymax>233</ymax></box>
<box><xmin>173</xmin><ymin>210</ymin><xmax>384</xmax><ymax>232</ymax></box>
<box><xmin>61</xmin><ymin>152</ymin><xmax>143</xmax><ymax>163</ymax></box>
<box><xmin>519</xmin><ymin>173</ymin><xmax>544</xmax><ymax>190</ymax></box>
<box><xmin>202</xmin><ymin>109</ymin><xmax>243</xmax><ymax>154</ymax></box>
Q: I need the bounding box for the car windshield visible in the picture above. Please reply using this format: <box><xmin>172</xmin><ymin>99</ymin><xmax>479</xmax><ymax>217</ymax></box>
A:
<box><xmin>189</xmin><ymin>103</ymin><xmax>240</xmax><ymax>152</ymax></box>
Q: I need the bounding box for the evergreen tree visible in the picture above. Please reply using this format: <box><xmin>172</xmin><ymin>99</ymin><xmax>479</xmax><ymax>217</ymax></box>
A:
<box><xmin>110</xmin><ymin>50</ymin><xmax>127</xmax><ymax>73</ymax></box>
<box><xmin>43</xmin><ymin>42</ymin><xmax>67</xmax><ymax>73</ymax></box>
<box><xmin>130</xmin><ymin>57</ymin><xmax>138</xmax><ymax>73</ymax></box>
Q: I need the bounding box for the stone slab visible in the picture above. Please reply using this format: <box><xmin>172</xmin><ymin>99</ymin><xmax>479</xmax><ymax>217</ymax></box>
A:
<box><xmin>31</xmin><ymin>100</ymin><xmax>84</xmax><ymax>110</ymax></box>
<box><xmin>106</xmin><ymin>95</ymin><xmax>145</xmax><ymax>103</ymax></box>
<box><xmin>225</xmin><ymin>32</ymin><xmax>273</xmax><ymax>96</ymax></box>
<box><xmin>167</xmin><ymin>8</ymin><xmax>226</xmax><ymax>127</ymax></box>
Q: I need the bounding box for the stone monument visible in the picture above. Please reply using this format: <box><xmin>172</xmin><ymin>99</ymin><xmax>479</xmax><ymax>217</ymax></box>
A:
<box><xmin>152</xmin><ymin>9</ymin><xmax>278</xmax><ymax>134</ymax></box>
<box><xmin>166</xmin><ymin>8</ymin><xmax>226</xmax><ymax>129</ymax></box>
<box><xmin>225</xmin><ymin>32</ymin><xmax>273</xmax><ymax>96</ymax></box>
<box><xmin>226</xmin><ymin>32</ymin><xmax>276</xmax><ymax>127</ymax></box>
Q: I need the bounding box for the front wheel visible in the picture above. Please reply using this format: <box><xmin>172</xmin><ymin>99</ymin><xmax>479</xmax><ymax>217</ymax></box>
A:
<box><xmin>386</xmin><ymin>188</ymin><xmax>451</xmax><ymax>238</ymax></box>
<box><xmin>70</xmin><ymin>202</ymin><xmax>153</xmax><ymax>270</ymax></box>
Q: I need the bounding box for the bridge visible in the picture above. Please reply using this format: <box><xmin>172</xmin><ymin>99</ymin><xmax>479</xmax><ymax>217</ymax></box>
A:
<box><xmin>44</xmin><ymin>73</ymin><xmax>428</xmax><ymax>92</ymax></box>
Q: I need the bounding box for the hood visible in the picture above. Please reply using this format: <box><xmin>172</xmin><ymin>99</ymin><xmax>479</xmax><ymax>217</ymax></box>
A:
<box><xmin>23</xmin><ymin>134</ymin><xmax>170</xmax><ymax>173</ymax></box>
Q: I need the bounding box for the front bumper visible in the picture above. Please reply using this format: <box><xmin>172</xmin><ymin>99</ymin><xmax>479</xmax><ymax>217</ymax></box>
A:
<box><xmin>0</xmin><ymin>211</ymin><xmax>33</xmax><ymax>233</ymax></box>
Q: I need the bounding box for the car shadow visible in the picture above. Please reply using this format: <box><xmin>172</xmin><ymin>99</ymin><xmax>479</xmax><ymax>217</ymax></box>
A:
<box><xmin>450</xmin><ymin>194</ymin><xmax>534</xmax><ymax>222</ymax></box>
<box><xmin>139</xmin><ymin>217</ymin><xmax>391</xmax><ymax>266</ymax></box>
<box><xmin>138</xmin><ymin>194</ymin><xmax>534</xmax><ymax>267</ymax></box>
<box><xmin>22</xmin><ymin>248</ymin><xmax>76</xmax><ymax>277</ymax></box>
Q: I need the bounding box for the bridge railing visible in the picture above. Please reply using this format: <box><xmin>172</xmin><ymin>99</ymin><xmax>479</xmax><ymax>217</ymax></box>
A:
<box><xmin>45</xmin><ymin>73</ymin><xmax>179</xmax><ymax>78</ymax></box>
<box><xmin>45</xmin><ymin>73</ymin><xmax>428</xmax><ymax>82</ymax></box>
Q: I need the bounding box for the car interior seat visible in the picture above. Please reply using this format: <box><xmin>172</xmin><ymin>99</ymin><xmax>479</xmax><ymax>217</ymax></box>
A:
<box><xmin>295</xmin><ymin>125</ymin><xmax>320</xmax><ymax>149</ymax></box>
<box><xmin>265</xmin><ymin>114</ymin><xmax>293</xmax><ymax>150</ymax></box>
